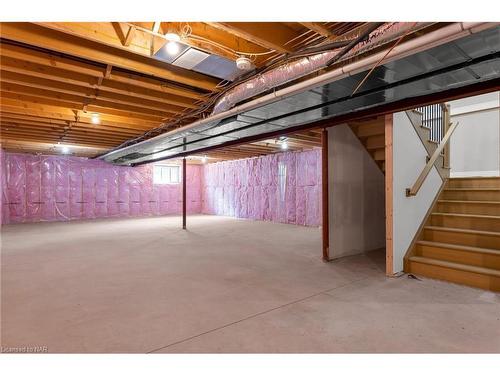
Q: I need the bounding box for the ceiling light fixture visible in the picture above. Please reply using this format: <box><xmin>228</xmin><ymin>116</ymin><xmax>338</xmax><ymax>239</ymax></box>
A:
<box><xmin>165</xmin><ymin>32</ymin><xmax>181</xmax><ymax>42</ymax></box>
<box><xmin>201</xmin><ymin>155</ymin><xmax>208</xmax><ymax>164</ymax></box>
<box><xmin>281</xmin><ymin>140</ymin><xmax>289</xmax><ymax>150</ymax></box>
<box><xmin>90</xmin><ymin>113</ymin><xmax>100</xmax><ymax>125</ymax></box>
<box><xmin>61</xmin><ymin>146</ymin><xmax>70</xmax><ymax>154</ymax></box>
<box><xmin>164</xmin><ymin>32</ymin><xmax>181</xmax><ymax>55</ymax></box>
<box><xmin>166</xmin><ymin>41</ymin><xmax>180</xmax><ymax>55</ymax></box>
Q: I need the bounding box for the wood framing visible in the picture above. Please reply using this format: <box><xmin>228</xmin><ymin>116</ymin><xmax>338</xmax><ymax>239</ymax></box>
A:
<box><xmin>384</xmin><ymin>114</ymin><xmax>394</xmax><ymax>275</ymax></box>
<box><xmin>321</xmin><ymin>129</ymin><xmax>330</xmax><ymax>261</ymax></box>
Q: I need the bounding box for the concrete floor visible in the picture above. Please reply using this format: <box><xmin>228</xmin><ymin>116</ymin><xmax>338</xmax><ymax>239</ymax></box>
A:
<box><xmin>1</xmin><ymin>215</ymin><xmax>499</xmax><ymax>353</ymax></box>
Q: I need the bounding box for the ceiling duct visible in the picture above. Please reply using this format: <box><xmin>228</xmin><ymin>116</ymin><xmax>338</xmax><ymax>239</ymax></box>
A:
<box><xmin>211</xmin><ymin>22</ymin><xmax>429</xmax><ymax>115</ymax></box>
<box><xmin>100</xmin><ymin>23</ymin><xmax>499</xmax><ymax>166</ymax></box>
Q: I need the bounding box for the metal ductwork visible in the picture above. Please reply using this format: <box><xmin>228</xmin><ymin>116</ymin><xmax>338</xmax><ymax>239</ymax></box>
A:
<box><xmin>100</xmin><ymin>22</ymin><xmax>500</xmax><ymax>166</ymax></box>
<box><xmin>211</xmin><ymin>22</ymin><xmax>428</xmax><ymax>115</ymax></box>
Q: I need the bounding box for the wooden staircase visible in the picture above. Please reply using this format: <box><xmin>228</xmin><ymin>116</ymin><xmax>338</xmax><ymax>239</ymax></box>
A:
<box><xmin>348</xmin><ymin>116</ymin><xmax>386</xmax><ymax>173</ymax></box>
<box><xmin>405</xmin><ymin>177</ymin><xmax>500</xmax><ymax>291</ymax></box>
<box><xmin>405</xmin><ymin>109</ymin><xmax>450</xmax><ymax>180</ymax></box>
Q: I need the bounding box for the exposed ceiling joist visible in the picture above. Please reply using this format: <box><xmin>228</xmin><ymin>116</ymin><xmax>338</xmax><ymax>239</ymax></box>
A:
<box><xmin>1</xmin><ymin>22</ymin><xmax>220</xmax><ymax>91</ymax></box>
<box><xmin>299</xmin><ymin>22</ymin><xmax>334</xmax><ymax>38</ymax></box>
<box><xmin>208</xmin><ymin>22</ymin><xmax>297</xmax><ymax>53</ymax></box>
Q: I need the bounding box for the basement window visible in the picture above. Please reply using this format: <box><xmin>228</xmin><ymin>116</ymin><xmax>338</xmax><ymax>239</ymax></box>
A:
<box><xmin>153</xmin><ymin>165</ymin><xmax>181</xmax><ymax>185</ymax></box>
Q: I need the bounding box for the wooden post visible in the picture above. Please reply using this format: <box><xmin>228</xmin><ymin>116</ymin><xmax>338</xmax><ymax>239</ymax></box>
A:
<box><xmin>182</xmin><ymin>157</ymin><xmax>186</xmax><ymax>230</ymax></box>
<box><xmin>384</xmin><ymin>114</ymin><xmax>394</xmax><ymax>275</ymax></box>
<box><xmin>321</xmin><ymin>129</ymin><xmax>329</xmax><ymax>261</ymax></box>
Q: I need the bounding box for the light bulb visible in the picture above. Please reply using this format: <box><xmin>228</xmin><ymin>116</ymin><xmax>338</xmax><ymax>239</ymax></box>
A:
<box><xmin>165</xmin><ymin>32</ymin><xmax>181</xmax><ymax>42</ymax></box>
<box><xmin>91</xmin><ymin>113</ymin><xmax>100</xmax><ymax>125</ymax></box>
<box><xmin>166</xmin><ymin>41</ymin><xmax>180</xmax><ymax>55</ymax></box>
<box><xmin>61</xmin><ymin>146</ymin><xmax>70</xmax><ymax>154</ymax></box>
<box><xmin>201</xmin><ymin>156</ymin><xmax>207</xmax><ymax>164</ymax></box>
<box><xmin>281</xmin><ymin>141</ymin><xmax>288</xmax><ymax>150</ymax></box>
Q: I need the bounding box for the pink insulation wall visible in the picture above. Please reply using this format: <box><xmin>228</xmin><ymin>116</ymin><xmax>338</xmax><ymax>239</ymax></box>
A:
<box><xmin>0</xmin><ymin>152</ymin><xmax>201</xmax><ymax>224</ymax></box>
<box><xmin>201</xmin><ymin>149</ymin><xmax>322</xmax><ymax>226</ymax></box>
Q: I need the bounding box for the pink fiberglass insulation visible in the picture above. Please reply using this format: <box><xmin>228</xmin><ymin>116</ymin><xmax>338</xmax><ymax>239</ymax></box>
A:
<box><xmin>0</xmin><ymin>152</ymin><xmax>201</xmax><ymax>224</ymax></box>
<box><xmin>202</xmin><ymin>149</ymin><xmax>321</xmax><ymax>227</ymax></box>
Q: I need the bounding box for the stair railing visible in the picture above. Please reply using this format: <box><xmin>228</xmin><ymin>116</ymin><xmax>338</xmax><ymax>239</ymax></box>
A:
<box><xmin>406</xmin><ymin>119</ymin><xmax>459</xmax><ymax>197</ymax></box>
<box><xmin>442</xmin><ymin>104</ymin><xmax>451</xmax><ymax>169</ymax></box>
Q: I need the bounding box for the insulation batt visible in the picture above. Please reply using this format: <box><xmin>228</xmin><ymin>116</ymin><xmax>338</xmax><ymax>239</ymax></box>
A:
<box><xmin>0</xmin><ymin>149</ymin><xmax>321</xmax><ymax>227</ymax></box>
<box><xmin>201</xmin><ymin>149</ymin><xmax>322</xmax><ymax>226</ymax></box>
<box><xmin>0</xmin><ymin>152</ymin><xmax>201</xmax><ymax>224</ymax></box>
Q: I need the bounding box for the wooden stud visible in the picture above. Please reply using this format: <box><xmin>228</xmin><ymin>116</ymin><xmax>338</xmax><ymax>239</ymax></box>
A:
<box><xmin>321</xmin><ymin>129</ymin><xmax>330</xmax><ymax>261</ymax></box>
<box><xmin>384</xmin><ymin>114</ymin><xmax>394</xmax><ymax>275</ymax></box>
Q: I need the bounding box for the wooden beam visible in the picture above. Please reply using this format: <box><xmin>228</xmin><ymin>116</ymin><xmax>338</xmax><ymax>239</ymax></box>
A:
<box><xmin>1</xmin><ymin>138</ymin><xmax>107</xmax><ymax>155</ymax></box>
<box><xmin>300</xmin><ymin>22</ymin><xmax>334</xmax><ymax>38</ymax></box>
<box><xmin>0</xmin><ymin>90</ymin><xmax>169</xmax><ymax>121</ymax></box>
<box><xmin>384</xmin><ymin>114</ymin><xmax>394</xmax><ymax>275</ymax></box>
<box><xmin>124</xmin><ymin>25</ymin><xmax>136</xmax><ymax>47</ymax></box>
<box><xmin>0</xmin><ymin>116</ymin><xmax>142</xmax><ymax>136</ymax></box>
<box><xmin>0</xmin><ymin>60</ymin><xmax>200</xmax><ymax>109</ymax></box>
<box><xmin>179</xmin><ymin>22</ymin><xmax>271</xmax><ymax>64</ymax></box>
<box><xmin>0</xmin><ymin>42</ymin><xmax>206</xmax><ymax>101</ymax></box>
<box><xmin>1</xmin><ymin>23</ymin><xmax>220</xmax><ymax>91</ymax></box>
<box><xmin>0</xmin><ymin>78</ymin><xmax>187</xmax><ymax>115</ymax></box>
<box><xmin>0</xmin><ymin>102</ymin><xmax>157</xmax><ymax>129</ymax></box>
<box><xmin>208</xmin><ymin>22</ymin><xmax>297</xmax><ymax>53</ymax></box>
<box><xmin>321</xmin><ymin>129</ymin><xmax>330</xmax><ymax>261</ymax></box>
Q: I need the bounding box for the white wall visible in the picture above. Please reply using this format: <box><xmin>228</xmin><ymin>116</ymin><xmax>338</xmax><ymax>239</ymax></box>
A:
<box><xmin>327</xmin><ymin>124</ymin><xmax>385</xmax><ymax>260</ymax></box>
<box><xmin>449</xmin><ymin>91</ymin><xmax>500</xmax><ymax>177</ymax></box>
<box><xmin>391</xmin><ymin>112</ymin><xmax>443</xmax><ymax>273</ymax></box>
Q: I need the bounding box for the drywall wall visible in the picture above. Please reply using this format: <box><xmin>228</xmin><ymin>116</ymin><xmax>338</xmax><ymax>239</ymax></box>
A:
<box><xmin>327</xmin><ymin>124</ymin><xmax>385</xmax><ymax>260</ymax></box>
<box><xmin>0</xmin><ymin>152</ymin><xmax>202</xmax><ymax>224</ymax></box>
<box><xmin>449</xmin><ymin>91</ymin><xmax>500</xmax><ymax>177</ymax></box>
<box><xmin>391</xmin><ymin>112</ymin><xmax>443</xmax><ymax>273</ymax></box>
<box><xmin>201</xmin><ymin>149</ymin><xmax>321</xmax><ymax>226</ymax></box>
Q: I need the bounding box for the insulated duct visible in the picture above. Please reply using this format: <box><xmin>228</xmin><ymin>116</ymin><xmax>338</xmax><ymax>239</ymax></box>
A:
<box><xmin>100</xmin><ymin>22</ymin><xmax>498</xmax><ymax>165</ymax></box>
<box><xmin>211</xmin><ymin>22</ymin><xmax>428</xmax><ymax>115</ymax></box>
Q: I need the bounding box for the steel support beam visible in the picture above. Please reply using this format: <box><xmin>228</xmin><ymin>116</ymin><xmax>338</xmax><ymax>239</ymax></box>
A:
<box><xmin>182</xmin><ymin>157</ymin><xmax>187</xmax><ymax>230</ymax></box>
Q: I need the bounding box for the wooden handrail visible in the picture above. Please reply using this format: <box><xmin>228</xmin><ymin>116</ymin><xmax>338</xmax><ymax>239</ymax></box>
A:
<box><xmin>406</xmin><ymin>120</ymin><xmax>459</xmax><ymax>197</ymax></box>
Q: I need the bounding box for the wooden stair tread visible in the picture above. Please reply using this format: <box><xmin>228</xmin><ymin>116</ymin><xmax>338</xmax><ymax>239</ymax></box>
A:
<box><xmin>431</xmin><ymin>212</ymin><xmax>500</xmax><ymax>220</ymax></box>
<box><xmin>424</xmin><ymin>226</ymin><xmax>500</xmax><ymax>237</ymax></box>
<box><xmin>450</xmin><ymin>177</ymin><xmax>500</xmax><ymax>180</ymax></box>
<box><xmin>438</xmin><ymin>200</ymin><xmax>500</xmax><ymax>205</ymax></box>
<box><xmin>417</xmin><ymin>240</ymin><xmax>500</xmax><ymax>255</ymax></box>
<box><xmin>409</xmin><ymin>256</ymin><xmax>500</xmax><ymax>277</ymax></box>
<box><xmin>444</xmin><ymin>188</ymin><xmax>500</xmax><ymax>191</ymax></box>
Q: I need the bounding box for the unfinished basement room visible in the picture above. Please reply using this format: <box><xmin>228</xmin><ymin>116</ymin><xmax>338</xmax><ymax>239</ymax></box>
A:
<box><xmin>1</xmin><ymin>2</ymin><xmax>500</xmax><ymax>373</ymax></box>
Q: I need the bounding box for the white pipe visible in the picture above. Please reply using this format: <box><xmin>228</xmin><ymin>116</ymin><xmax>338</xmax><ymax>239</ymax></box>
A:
<box><xmin>102</xmin><ymin>22</ymin><xmax>498</xmax><ymax>164</ymax></box>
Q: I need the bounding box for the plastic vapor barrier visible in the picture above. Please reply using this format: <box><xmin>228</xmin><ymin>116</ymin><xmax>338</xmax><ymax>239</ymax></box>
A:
<box><xmin>0</xmin><ymin>152</ymin><xmax>201</xmax><ymax>224</ymax></box>
<box><xmin>201</xmin><ymin>149</ymin><xmax>321</xmax><ymax>226</ymax></box>
<box><xmin>0</xmin><ymin>149</ymin><xmax>321</xmax><ymax>227</ymax></box>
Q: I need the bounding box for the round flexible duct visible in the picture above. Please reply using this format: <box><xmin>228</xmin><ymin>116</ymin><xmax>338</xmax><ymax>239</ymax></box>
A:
<box><xmin>212</xmin><ymin>22</ymin><xmax>427</xmax><ymax>115</ymax></box>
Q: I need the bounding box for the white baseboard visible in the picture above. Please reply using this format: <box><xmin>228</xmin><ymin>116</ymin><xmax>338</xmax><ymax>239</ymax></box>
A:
<box><xmin>450</xmin><ymin>170</ymin><xmax>500</xmax><ymax>178</ymax></box>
